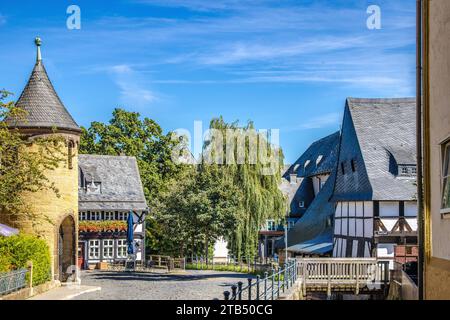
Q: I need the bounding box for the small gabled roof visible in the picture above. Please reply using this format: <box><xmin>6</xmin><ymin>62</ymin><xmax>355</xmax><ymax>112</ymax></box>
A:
<box><xmin>332</xmin><ymin>98</ymin><xmax>416</xmax><ymax>201</ymax></box>
<box><xmin>78</xmin><ymin>154</ymin><xmax>148</xmax><ymax>211</ymax></box>
<box><xmin>5</xmin><ymin>38</ymin><xmax>81</xmax><ymax>133</ymax></box>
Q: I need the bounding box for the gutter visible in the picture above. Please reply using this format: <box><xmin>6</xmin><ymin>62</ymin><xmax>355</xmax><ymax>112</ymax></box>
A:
<box><xmin>416</xmin><ymin>0</ymin><xmax>425</xmax><ymax>301</ymax></box>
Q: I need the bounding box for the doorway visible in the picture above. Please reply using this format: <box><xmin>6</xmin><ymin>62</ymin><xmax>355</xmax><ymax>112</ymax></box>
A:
<box><xmin>57</xmin><ymin>215</ymin><xmax>76</xmax><ymax>282</ymax></box>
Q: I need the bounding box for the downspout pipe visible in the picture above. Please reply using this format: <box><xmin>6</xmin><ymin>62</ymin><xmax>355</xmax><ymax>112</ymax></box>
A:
<box><xmin>416</xmin><ymin>0</ymin><xmax>425</xmax><ymax>301</ymax></box>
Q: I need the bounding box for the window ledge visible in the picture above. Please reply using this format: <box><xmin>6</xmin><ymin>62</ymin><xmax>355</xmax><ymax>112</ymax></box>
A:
<box><xmin>441</xmin><ymin>209</ymin><xmax>450</xmax><ymax>219</ymax></box>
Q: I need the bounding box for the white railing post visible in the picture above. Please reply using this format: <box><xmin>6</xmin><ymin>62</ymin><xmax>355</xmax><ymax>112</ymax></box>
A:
<box><xmin>327</xmin><ymin>261</ymin><xmax>331</xmax><ymax>298</ymax></box>
<box><xmin>355</xmin><ymin>261</ymin><xmax>360</xmax><ymax>295</ymax></box>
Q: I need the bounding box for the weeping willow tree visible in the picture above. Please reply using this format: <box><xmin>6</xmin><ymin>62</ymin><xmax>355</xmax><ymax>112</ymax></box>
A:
<box><xmin>204</xmin><ymin>117</ymin><xmax>287</xmax><ymax>260</ymax></box>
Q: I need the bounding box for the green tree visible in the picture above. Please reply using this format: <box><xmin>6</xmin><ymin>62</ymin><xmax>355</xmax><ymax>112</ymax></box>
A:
<box><xmin>204</xmin><ymin>117</ymin><xmax>287</xmax><ymax>260</ymax></box>
<box><xmin>79</xmin><ymin>108</ymin><xmax>183</xmax><ymax>204</ymax></box>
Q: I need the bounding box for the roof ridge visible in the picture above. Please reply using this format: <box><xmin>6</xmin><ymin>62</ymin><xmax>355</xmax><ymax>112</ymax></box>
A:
<box><xmin>79</xmin><ymin>154</ymin><xmax>137</xmax><ymax>159</ymax></box>
<box><xmin>347</xmin><ymin>97</ymin><xmax>416</xmax><ymax>104</ymax></box>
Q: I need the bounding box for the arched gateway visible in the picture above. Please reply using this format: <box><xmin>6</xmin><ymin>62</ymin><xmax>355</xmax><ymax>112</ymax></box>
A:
<box><xmin>57</xmin><ymin>215</ymin><xmax>76</xmax><ymax>281</ymax></box>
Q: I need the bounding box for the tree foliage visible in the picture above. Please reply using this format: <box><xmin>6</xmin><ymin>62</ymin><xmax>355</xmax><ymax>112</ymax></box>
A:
<box><xmin>152</xmin><ymin>117</ymin><xmax>287</xmax><ymax>261</ymax></box>
<box><xmin>79</xmin><ymin>108</ymin><xmax>182</xmax><ymax>204</ymax></box>
<box><xmin>79</xmin><ymin>110</ymin><xmax>286</xmax><ymax>261</ymax></box>
<box><xmin>204</xmin><ymin>117</ymin><xmax>287</xmax><ymax>260</ymax></box>
<box><xmin>0</xmin><ymin>233</ymin><xmax>51</xmax><ymax>286</ymax></box>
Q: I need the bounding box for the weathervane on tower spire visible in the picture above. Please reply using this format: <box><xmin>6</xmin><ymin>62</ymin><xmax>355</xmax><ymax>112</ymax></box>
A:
<box><xmin>35</xmin><ymin>37</ymin><xmax>42</xmax><ymax>62</ymax></box>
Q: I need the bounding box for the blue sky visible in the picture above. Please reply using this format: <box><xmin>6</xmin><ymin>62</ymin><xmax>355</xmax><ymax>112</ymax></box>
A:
<box><xmin>0</xmin><ymin>0</ymin><xmax>416</xmax><ymax>163</ymax></box>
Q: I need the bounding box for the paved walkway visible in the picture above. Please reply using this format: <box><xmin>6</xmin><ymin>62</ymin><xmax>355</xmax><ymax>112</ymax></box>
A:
<box><xmin>29</xmin><ymin>285</ymin><xmax>101</xmax><ymax>300</ymax></box>
<box><xmin>71</xmin><ymin>269</ymin><xmax>253</xmax><ymax>300</ymax></box>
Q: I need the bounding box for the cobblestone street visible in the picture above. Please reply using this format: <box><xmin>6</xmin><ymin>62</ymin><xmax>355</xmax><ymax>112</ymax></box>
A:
<box><xmin>72</xmin><ymin>270</ymin><xmax>254</xmax><ymax>300</ymax></box>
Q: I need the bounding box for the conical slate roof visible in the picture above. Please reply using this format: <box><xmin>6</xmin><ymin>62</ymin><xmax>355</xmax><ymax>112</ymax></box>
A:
<box><xmin>6</xmin><ymin>39</ymin><xmax>81</xmax><ymax>133</ymax></box>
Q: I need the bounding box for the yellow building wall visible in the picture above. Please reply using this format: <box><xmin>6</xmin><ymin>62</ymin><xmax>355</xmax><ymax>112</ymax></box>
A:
<box><xmin>424</xmin><ymin>0</ymin><xmax>450</xmax><ymax>300</ymax></box>
<box><xmin>0</xmin><ymin>133</ymin><xmax>79</xmax><ymax>281</ymax></box>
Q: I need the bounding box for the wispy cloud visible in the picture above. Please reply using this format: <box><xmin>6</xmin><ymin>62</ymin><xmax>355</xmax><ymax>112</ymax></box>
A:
<box><xmin>0</xmin><ymin>14</ymin><xmax>7</xmax><ymax>26</ymax></box>
<box><xmin>108</xmin><ymin>64</ymin><xmax>158</xmax><ymax>108</ymax></box>
<box><xmin>134</xmin><ymin>0</ymin><xmax>273</xmax><ymax>12</ymax></box>
<box><xmin>284</xmin><ymin>112</ymin><xmax>342</xmax><ymax>132</ymax></box>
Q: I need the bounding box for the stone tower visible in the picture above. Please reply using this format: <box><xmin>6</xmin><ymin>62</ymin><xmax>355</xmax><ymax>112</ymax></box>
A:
<box><xmin>4</xmin><ymin>38</ymin><xmax>81</xmax><ymax>282</ymax></box>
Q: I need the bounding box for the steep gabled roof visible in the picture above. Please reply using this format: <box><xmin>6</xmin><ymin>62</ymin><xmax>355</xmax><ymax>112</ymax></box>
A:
<box><xmin>332</xmin><ymin>98</ymin><xmax>416</xmax><ymax>201</ymax></box>
<box><xmin>5</xmin><ymin>39</ymin><xmax>80</xmax><ymax>133</ymax></box>
<box><xmin>78</xmin><ymin>155</ymin><xmax>148</xmax><ymax>211</ymax></box>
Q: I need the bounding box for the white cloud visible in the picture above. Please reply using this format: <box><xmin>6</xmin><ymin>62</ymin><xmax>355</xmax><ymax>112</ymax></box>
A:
<box><xmin>285</xmin><ymin>113</ymin><xmax>342</xmax><ymax>132</ymax></box>
<box><xmin>134</xmin><ymin>0</ymin><xmax>269</xmax><ymax>12</ymax></box>
<box><xmin>196</xmin><ymin>36</ymin><xmax>368</xmax><ymax>66</ymax></box>
<box><xmin>108</xmin><ymin>64</ymin><xmax>158</xmax><ymax>108</ymax></box>
<box><xmin>0</xmin><ymin>14</ymin><xmax>7</xmax><ymax>26</ymax></box>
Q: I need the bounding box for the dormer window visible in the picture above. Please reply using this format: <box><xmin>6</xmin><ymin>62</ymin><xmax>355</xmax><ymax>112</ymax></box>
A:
<box><xmin>86</xmin><ymin>180</ymin><xmax>101</xmax><ymax>194</ymax></box>
<box><xmin>305</xmin><ymin>160</ymin><xmax>311</xmax><ymax>167</ymax></box>
<box><xmin>399</xmin><ymin>165</ymin><xmax>417</xmax><ymax>177</ymax></box>
<box><xmin>351</xmin><ymin>159</ymin><xmax>356</xmax><ymax>172</ymax></box>
<box><xmin>316</xmin><ymin>155</ymin><xmax>323</xmax><ymax>166</ymax></box>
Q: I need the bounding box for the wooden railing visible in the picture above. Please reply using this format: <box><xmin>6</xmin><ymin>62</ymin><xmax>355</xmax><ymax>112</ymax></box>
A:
<box><xmin>296</xmin><ymin>258</ymin><xmax>390</xmax><ymax>296</ymax></box>
<box><xmin>147</xmin><ymin>255</ymin><xmax>186</xmax><ymax>272</ymax></box>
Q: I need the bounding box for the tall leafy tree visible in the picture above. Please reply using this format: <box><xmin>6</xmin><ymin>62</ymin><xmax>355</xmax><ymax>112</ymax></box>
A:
<box><xmin>79</xmin><ymin>108</ymin><xmax>182</xmax><ymax>204</ymax></box>
<box><xmin>204</xmin><ymin>117</ymin><xmax>287</xmax><ymax>260</ymax></box>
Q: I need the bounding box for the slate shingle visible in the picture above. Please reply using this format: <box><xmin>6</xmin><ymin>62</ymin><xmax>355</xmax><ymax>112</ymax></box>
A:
<box><xmin>332</xmin><ymin>98</ymin><xmax>417</xmax><ymax>201</ymax></box>
<box><xmin>5</xmin><ymin>61</ymin><xmax>81</xmax><ymax>132</ymax></box>
<box><xmin>78</xmin><ymin>155</ymin><xmax>148</xmax><ymax>211</ymax></box>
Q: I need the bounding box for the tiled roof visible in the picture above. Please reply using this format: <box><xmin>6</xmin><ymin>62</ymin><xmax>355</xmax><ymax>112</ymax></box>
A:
<box><xmin>331</xmin><ymin>98</ymin><xmax>417</xmax><ymax>201</ymax></box>
<box><xmin>5</xmin><ymin>60</ymin><xmax>81</xmax><ymax>132</ymax></box>
<box><xmin>78</xmin><ymin>155</ymin><xmax>148</xmax><ymax>211</ymax></box>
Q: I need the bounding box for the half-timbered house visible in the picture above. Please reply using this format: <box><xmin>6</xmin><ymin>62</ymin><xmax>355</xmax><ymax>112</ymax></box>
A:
<box><xmin>78</xmin><ymin>154</ymin><xmax>148</xmax><ymax>269</ymax></box>
<box><xmin>330</xmin><ymin>98</ymin><xmax>417</xmax><ymax>266</ymax></box>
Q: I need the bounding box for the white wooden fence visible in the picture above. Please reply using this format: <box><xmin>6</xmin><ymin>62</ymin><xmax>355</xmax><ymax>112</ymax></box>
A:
<box><xmin>296</xmin><ymin>258</ymin><xmax>390</xmax><ymax>296</ymax></box>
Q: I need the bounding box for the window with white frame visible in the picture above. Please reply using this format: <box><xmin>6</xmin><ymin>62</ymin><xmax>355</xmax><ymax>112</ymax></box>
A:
<box><xmin>79</xmin><ymin>212</ymin><xmax>86</xmax><ymax>221</ymax></box>
<box><xmin>104</xmin><ymin>212</ymin><xmax>114</xmax><ymax>220</ymax></box>
<box><xmin>267</xmin><ymin>220</ymin><xmax>276</xmax><ymax>231</ymax></box>
<box><xmin>117</xmin><ymin>239</ymin><xmax>127</xmax><ymax>258</ymax></box>
<box><xmin>442</xmin><ymin>141</ymin><xmax>450</xmax><ymax>213</ymax></box>
<box><xmin>93</xmin><ymin>211</ymin><xmax>101</xmax><ymax>221</ymax></box>
<box><xmin>118</xmin><ymin>212</ymin><xmax>127</xmax><ymax>220</ymax></box>
<box><xmin>288</xmin><ymin>220</ymin><xmax>296</xmax><ymax>230</ymax></box>
<box><xmin>88</xmin><ymin>240</ymin><xmax>100</xmax><ymax>259</ymax></box>
<box><xmin>103</xmin><ymin>240</ymin><xmax>114</xmax><ymax>259</ymax></box>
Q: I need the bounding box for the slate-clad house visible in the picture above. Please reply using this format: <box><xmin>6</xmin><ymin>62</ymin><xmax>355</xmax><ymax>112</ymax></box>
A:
<box><xmin>78</xmin><ymin>154</ymin><xmax>148</xmax><ymax>269</ymax></box>
<box><xmin>260</xmin><ymin>132</ymin><xmax>339</xmax><ymax>258</ymax></box>
<box><xmin>278</xmin><ymin>132</ymin><xmax>339</xmax><ymax>256</ymax></box>
<box><xmin>331</xmin><ymin>98</ymin><xmax>417</xmax><ymax>264</ymax></box>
